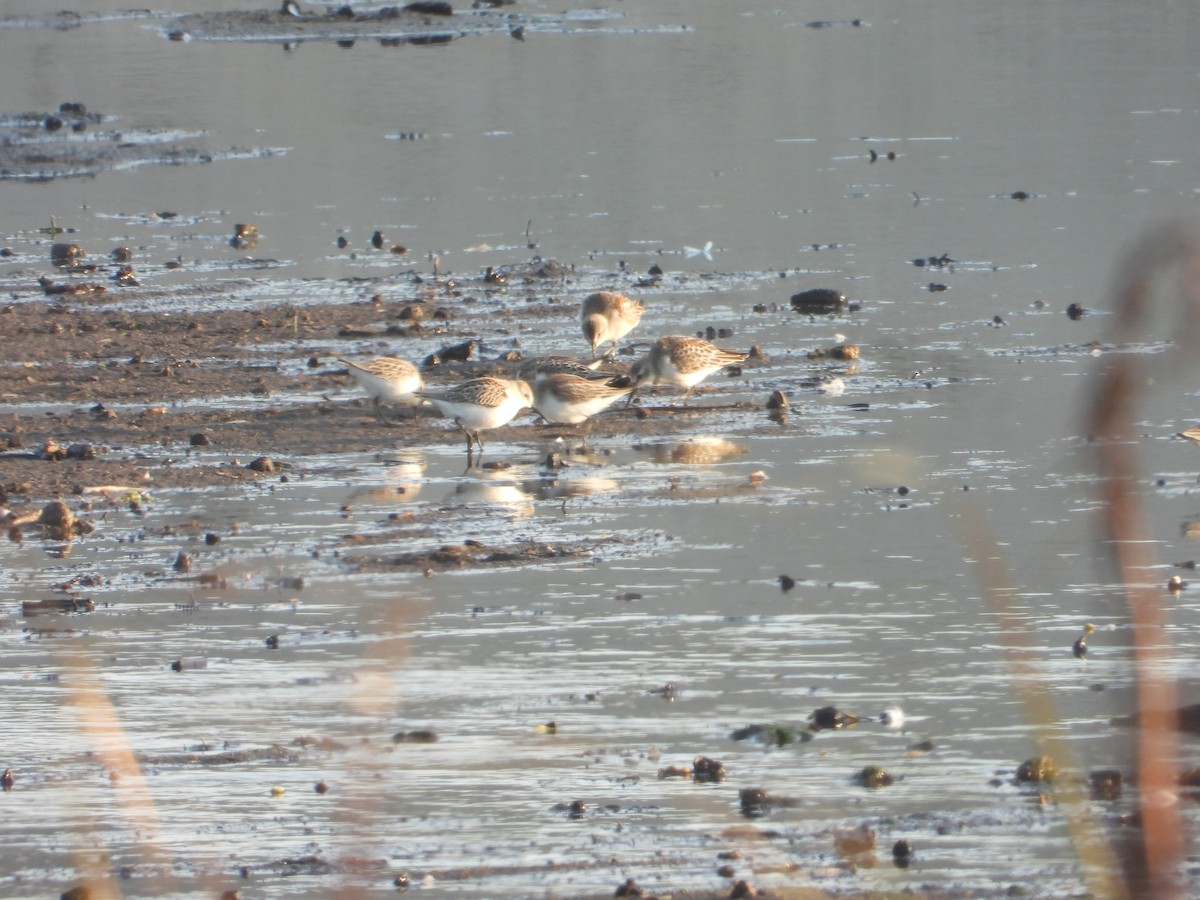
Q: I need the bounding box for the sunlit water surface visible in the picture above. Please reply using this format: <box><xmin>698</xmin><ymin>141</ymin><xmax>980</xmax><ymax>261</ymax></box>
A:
<box><xmin>1</xmin><ymin>0</ymin><xmax>1199</xmax><ymax>897</ymax></box>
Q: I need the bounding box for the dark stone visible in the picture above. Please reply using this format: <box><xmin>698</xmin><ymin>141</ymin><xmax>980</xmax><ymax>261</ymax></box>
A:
<box><xmin>790</xmin><ymin>287</ymin><xmax>846</xmax><ymax>315</ymax></box>
<box><xmin>693</xmin><ymin>755</ymin><xmax>726</xmax><ymax>783</ymax></box>
<box><xmin>405</xmin><ymin>2</ymin><xmax>453</xmax><ymax>15</ymax></box>
<box><xmin>247</xmin><ymin>456</ymin><xmax>276</xmax><ymax>473</ymax></box>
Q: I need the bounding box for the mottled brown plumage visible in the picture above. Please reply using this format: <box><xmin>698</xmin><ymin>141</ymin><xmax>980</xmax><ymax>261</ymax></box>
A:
<box><xmin>632</xmin><ymin>336</ymin><xmax>747</xmax><ymax>401</ymax></box>
<box><xmin>417</xmin><ymin>377</ymin><xmax>533</xmax><ymax>458</ymax></box>
<box><xmin>580</xmin><ymin>291</ymin><xmax>644</xmax><ymax>357</ymax></box>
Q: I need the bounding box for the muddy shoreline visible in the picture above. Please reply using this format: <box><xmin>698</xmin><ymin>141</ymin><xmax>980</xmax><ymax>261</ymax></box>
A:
<box><xmin>0</xmin><ymin>269</ymin><xmax>777</xmax><ymax>507</ymax></box>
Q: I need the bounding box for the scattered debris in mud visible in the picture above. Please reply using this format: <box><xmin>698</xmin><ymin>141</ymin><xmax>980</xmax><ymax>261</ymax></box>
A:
<box><xmin>163</xmin><ymin>3</ymin><xmax>470</xmax><ymax>45</ymax></box>
<box><xmin>0</xmin><ymin>104</ymin><xmax>285</xmax><ymax>181</ymax></box>
<box><xmin>21</xmin><ymin>597</ymin><xmax>96</xmax><ymax>616</ymax></box>
<box><xmin>0</xmin><ymin>253</ymin><xmax>814</xmax><ymax>506</ymax></box>
<box><xmin>345</xmin><ymin>538</ymin><xmax>596</xmax><ymax>572</ymax></box>
<box><xmin>138</xmin><ymin>743</ymin><xmax>300</xmax><ymax>767</ymax></box>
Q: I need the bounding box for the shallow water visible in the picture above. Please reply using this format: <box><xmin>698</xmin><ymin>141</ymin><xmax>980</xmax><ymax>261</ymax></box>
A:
<box><xmin>2</xmin><ymin>1</ymin><xmax>1200</xmax><ymax>897</ymax></box>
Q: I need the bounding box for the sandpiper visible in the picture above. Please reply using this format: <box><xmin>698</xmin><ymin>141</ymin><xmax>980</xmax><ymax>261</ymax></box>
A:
<box><xmin>417</xmin><ymin>376</ymin><xmax>533</xmax><ymax>461</ymax></box>
<box><xmin>516</xmin><ymin>355</ymin><xmax>613</xmax><ymax>384</ymax></box>
<box><xmin>532</xmin><ymin>373</ymin><xmax>633</xmax><ymax>442</ymax></box>
<box><xmin>631</xmin><ymin>335</ymin><xmax>747</xmax><ymax>403</ymax></box>
<box><xmin>580</xmin><ymin>291</ymin><xmax>644</xmax><ymax>358</ymax></box>
<box><xmin>339</xmin><ymin>356</ymin><xmax>423</xmax><ymax>422</ymax></box>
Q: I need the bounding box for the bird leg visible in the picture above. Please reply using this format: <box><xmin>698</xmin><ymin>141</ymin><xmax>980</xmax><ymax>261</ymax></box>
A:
<box><xmin>457</xmin><ymin>423</ymin><xmax>478</xmax><ymax>466</ymax></box>
<box><xmin>578</xmin><ymin>418</ymin><xmax>594</xmax><ymax>449</ymax></box>
<box><xmin>372</xmin><ymin>398</ymin><xmax>393</xmax><ymax>425</ymax></box>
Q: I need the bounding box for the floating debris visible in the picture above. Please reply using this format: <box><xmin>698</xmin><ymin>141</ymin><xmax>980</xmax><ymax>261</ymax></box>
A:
<box><xmin>163</xmin><ymin>4</ymin><xmax>465</xmax><ymax>44</ymax></box>
<box><xmin>170</xmin><ymin>657</ymin><xmax>208</xmax><ymax>672</ymax></box>
<box><xmin>807</xmin><ymin>342</ymin><xmax>859</xmax><ymax>362</ymax></box>
<box><xmin>657</xmin><ymin>764</ymin><xmax>691</xmax><ymax>780</ymax></box>
<box><xmin>855</xmin><ymin>765</ymin><xmax>895</xmax><ymax>788</ymax></box>
<box><xmin>729</xmin><ymin>723</ymin><xmax>806</xmax><ymax>747</ymax></box>
<box><xmin>50</xmin><ymin>242</ymin><xmax>84</xmax><ymax>267</ymax></box>
<box><xmin>647</xmin><ymin>682</ymin><xmax>678</xmax><ymax>701</ymax></box>
<box><xmin>615</xmin><ymin>877</ymin><xmax>642</xmax><ymax>896</ymax></box>
<box><xmin>1090</xmin><ymin>769</ymin><xmax>1122</xmax><ymax>801</ymax></box>
<box><xmin>1015</xmin><ymin>755</ymin><xmax>1057</xmax><ymax>784</ymax></box>
<box><xmin>790</xmin><ymin>287</ymin><xmax>846</xmax><ymax>315</ymax></box>
<box><xmin>692</xmin><ymin>755</ymin><xmax>726</xmax><ymax>783</ymax></box>
<box><xmin>22</xmin><ymin>597</ymin><xmax>94</xmax><ymax>616</ymax></box>
<box><xmin>231</xmin><ymin>223</ymin><xmax>260</xmax><ymax>250</ymax></box>
<box><xmin>1072</xmin><ymin>622</ymin><xmax>1095</xmax><ymax>658</ymax></box>
<box><xmin>246</xmin><ymin>456</ymin><xmax>277</xmax><ymax>473</ymax></box>
<box><xmin>422</xmin><ymin>339</ymin><xmax>477</xmax><ymax>368</ymax></box>
<box><xmin>0</xmin><ymin>108</ymin><xmax>281</xmax><ymax>181</ymax></box>
<box><xmin>392</xmin><ymin>729</ymin><xmax>438</xmax><ymax>743</ymax></box>
<box><xmin>809</xmin><ymin>706</ymin><xmax>860</xmax><ymax>731</ymax></box>
<box><xmin>738</xmin><ymin>787</ymin><xmax>791</xmax><ymax>817</ymax></box>
<box><xmin>912</xmin><ymin>254</ymin><xmax>954</xmax><ymax>269</ymax></box>
<box><xmin>112</xmin><ymin>265</ymin><xmax>139</xmax><ymax>286</ymax></box>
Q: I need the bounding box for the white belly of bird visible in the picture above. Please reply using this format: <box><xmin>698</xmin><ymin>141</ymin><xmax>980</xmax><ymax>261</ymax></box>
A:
<box><xmin>352</xmin><ymin>370</ymin><xmax>422</xmax><ymax>404</ymax></box>
<box><xmin>659</xmin><ymin>363</ymin><xmax>718</xmax><ymax>390</ymax></box>
<box><xmin>536</xmin><ymin>391</ymin><xmax>619</xmax><ymax>424</ymax></box>
<box><xmin>432</xmin><ymin>395</ymin><xmax>526</xmax><ymax>432</ymax></box>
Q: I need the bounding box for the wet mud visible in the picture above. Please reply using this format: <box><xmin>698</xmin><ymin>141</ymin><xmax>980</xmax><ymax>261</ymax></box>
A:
<box><xmin>165</xmin><ymin>4</ymin><xmax>483</xmax><ymax>45</ymax></box>
<box><xmin>0</xmin><ymin>260</ymin><xmax>783</xmax><ymax>506</ymax></box>
<box><xmin>0</xmin><ymin>3</ymin><xmax>675</xmax><ymax>49</ymax></box>
<box><xmin>0</xmin><ymin>106</ymin><xmax>283</xmax><ymax>182</ymax></box>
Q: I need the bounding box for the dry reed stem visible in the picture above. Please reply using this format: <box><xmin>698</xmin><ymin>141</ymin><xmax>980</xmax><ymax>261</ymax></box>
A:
<box><xmin>64</xmin><ymin>646</ymin><xmax>171</xmax><ymax>899</ymax></box>
<box><xmin>1087</xmin><ymin>219</ymin><xmax>1200</xmax><ymax>897</ymax></box>
<box><xmin>954</xmin><ymin>219</ymin><xmax>1200</xmax><ymax>899</ymax></box>
<box><xmin>956</xmin><ymin>497</ymin><xmax>1129</xmax><ymax>900</ymax></box>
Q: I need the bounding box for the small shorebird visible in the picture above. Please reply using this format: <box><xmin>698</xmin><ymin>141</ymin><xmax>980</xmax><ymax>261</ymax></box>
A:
<box><xmin>532</xmin><ymin>373</ymin><xmax>633</xmax><ymax>442</ymax></box>
<box><xmin>516</xmin><ymin>355</ymin><xmax>613</xmax><ymax>384</ymax></box>
<box><xmin>338</xmin><ymin>356</ymin><xmax>423</xmax><ymax>422</ymax></box>
<box><xmin>417</xmin><ymin>376</ymin><xmax>533</xmax><ymax>462</ymax></box>
<box><xmin>631</xmin><ymin>335</ymin><xmax>747</xmax><ymax>403</ymax></box>
<box><xmin>581</xmin><ymin>291</ymin><xmax>644</xmax><ymax>358</ymax></box>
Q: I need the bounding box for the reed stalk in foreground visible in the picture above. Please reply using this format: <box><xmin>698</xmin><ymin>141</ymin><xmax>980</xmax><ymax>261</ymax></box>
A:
<box><xmin>1086</xmin><ymin>219</ymin><xmax>1200</xmax><ymax>898</ymax></box>
<box><xmin>958</xmin><ymin>219</ymin><xmax>1199</xmax><ymax>900</ymax></box>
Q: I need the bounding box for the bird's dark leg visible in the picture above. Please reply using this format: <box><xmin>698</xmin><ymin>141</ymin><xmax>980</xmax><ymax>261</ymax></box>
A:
<box><xmin>457</xmin><ymin>422</ymin><xmax>477</xmax><ymax>467</ymax></box>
